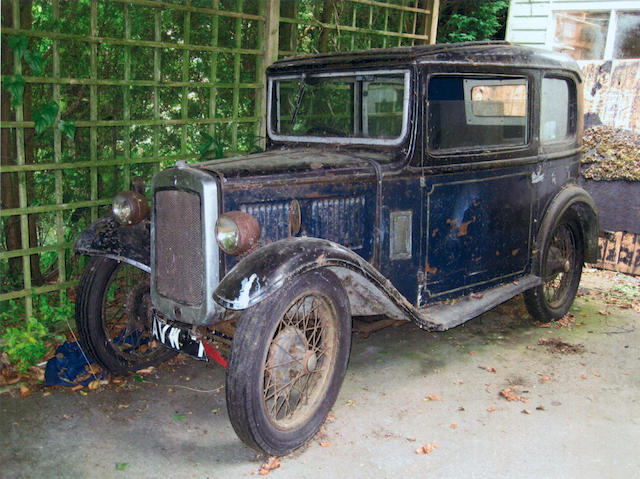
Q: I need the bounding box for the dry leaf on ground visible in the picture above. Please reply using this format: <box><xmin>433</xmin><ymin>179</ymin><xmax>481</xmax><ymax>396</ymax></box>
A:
<box><xmin>500</xmin><ymin>386</ymin><xmax>527</xmax><ymax>403</ymax></box>
<box><xmin>424</xmin><ymin>393</ymin><xmax>441</xmax><ymax>401</ymax></box>
<box><xmin>259</xmin><ymin>457</ymin><xmax>281</xmax><ymax>475</ymax></box>
<box><xmin>415</xmin><ymin>442</ymin><xmax>438</xmax><ymax>455</ymax></box>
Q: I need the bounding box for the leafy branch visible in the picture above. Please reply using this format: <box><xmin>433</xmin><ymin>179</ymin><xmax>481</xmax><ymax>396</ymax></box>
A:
<box><xmin>2</xmin><ymin>34</ymin><xmax>74</xmax><ymax>140</ymax></box>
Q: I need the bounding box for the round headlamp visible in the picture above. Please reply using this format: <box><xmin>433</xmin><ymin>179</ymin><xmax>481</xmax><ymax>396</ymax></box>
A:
<box><xmin>112</xmin><ymin>191</ymin><xmax>149</xmax><ymax>225</ymax></box>
<box><xmin>215</xmin><ymin>211</ymin><xmax>260</xmax><ymax>255</ymax></box>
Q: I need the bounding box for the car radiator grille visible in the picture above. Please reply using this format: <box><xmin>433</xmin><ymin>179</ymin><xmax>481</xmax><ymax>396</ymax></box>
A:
<box><xmin>154</xmin><ymin>189</ymin><xmax>204</xmax><ymax>305</ymax></box>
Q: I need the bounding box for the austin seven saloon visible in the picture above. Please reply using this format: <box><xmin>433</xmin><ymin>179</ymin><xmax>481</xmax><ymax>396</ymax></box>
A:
<box><xmin>75</xmin><ymin>41</ymin><xmax>598</xmax><ymax>455</ymax></box>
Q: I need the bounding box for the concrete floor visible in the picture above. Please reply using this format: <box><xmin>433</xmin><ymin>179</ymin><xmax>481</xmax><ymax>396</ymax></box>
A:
<box><xmin>1</xmin><ymin>270</ymin><xmax>639</xmax><ymax>479</ymax></box>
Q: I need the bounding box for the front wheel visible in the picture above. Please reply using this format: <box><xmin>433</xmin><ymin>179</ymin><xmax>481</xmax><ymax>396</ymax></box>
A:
<box><xmin>76</xmin><ymin>256</ymin><xmax>176</xmax><ymax>375</ymax></box>
<box><xmin>226</xmin><ymin>269</ymin><xmax>351</xmax><ymax>455</ymax></box>
<box><xmin>524</xmin><ymin>211</ymin><xmax>584</xmax><ymax>322</ymax></box>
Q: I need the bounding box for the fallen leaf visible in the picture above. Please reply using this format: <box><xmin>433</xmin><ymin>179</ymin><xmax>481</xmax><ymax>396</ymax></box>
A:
<box><xmin>320</xmin><ymin>442</ymin><xmax>331</xmax><ymax>447</ymax></box>
<box><xmin>211</xmin><ymin>407</ymin><xmax>220</xmax><ymax>414</ymax></box>
<box><xmin>450</xmin><ymin>424</ymin><xmax>457</xmax><ymax>429</ymax></box>
<box><xmin>599</xmin><ymin>310</ymin><xmax>610</xmax><ymax>316</ymax></box>
<box><xmin>471</xmin><ymin>293</ymin><xmax>484</xmax><ymax>299</ymax></box>
<box><xmin>500</xmin><ymin>387</ymin><xmax>527</xmax><ymax>403</ymax></box>
<box><xmin>136</xmin><ymin>366</ymin><xmax>155</xmax><ymax>374</ymax></box>
<box><xmin>115</xmin><ymin>462</ymin><xmax>129</xmax><ymax>471</ymax></box>
<box><xmin>536</xmin><ymin>406</ymin><xmax>545</xmax><ymax>411</ymax></box>
<box><xmin>345</xmin><ymin>399</ymin><xmax>355</xmax><ymax>406</ymax></box>
<box><xmin>468</xmin><ymin>351</ymin><xmax>477</xmax><ymax>355</ymax></box>
<box><xmin>593</xmin><ymin>371</ymin><xmax>601</xmax><ymax>377</ymax></box>
<box><xmin>479</xmin><ymin>366</ymin><xmax>497</xmax><ymax>373</ymax></box>
<box><xmin>581</xmin><ymin>374</ymin><xmax>588</xmax><ymax>380</ymax></box>
<box><xmin>71</xmin><ymin>384</ymin><xmax>84</xmax><ymax>392</ymax></box>
<box><xmin>415</xmin><ymin>442</ymin><xmax>438</xmax><ymax>455</ymax></box>
<box><xmin>521</xmin><ymin>409</ymin><xmax>531</xmax><ymax>415</ymax></box>
<box><xmin>20</xmin><ymin>385</ymin><xmax>30</xmax><ymax>398</ymax></box>
<box><xmin>259</xmin><ymin>457</ymin><xmax>281</xmax><ymax>475</ymax></box>
<box><xmin>172</xmin><ymin>413</ymin><xmax>185</xmax><ymax>421</ymax></box>
<box><xmin>88</xmin><ymin>380</ymin><xmax>101</xmax><ymax>390</ymax></box>
<box><xmin>117</xmin><ymin>404</ymin><xmax>130</xmax><ymax>409</ymax></box>
<box><xmin>539</xmin><ymin>376</ymin><xmax>551</xmax><ymax>383</ymax></box>
<box><xmin>487</xmin><ymin>407</ymin><xmax>496</xmax><ymax>412</ymax></box>
<box><xmin>424</xmin><ymin>393</ymin><xmax>441</xmax><ymax>401</ymax></box>
<box><xmin>42</xmin><ymin>391</ymin><xmax>51</xmax><ymax>397</ymax></box>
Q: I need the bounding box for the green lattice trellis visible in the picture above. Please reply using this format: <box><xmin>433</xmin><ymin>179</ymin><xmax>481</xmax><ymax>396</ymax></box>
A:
<box><xmin>0</xmin><ymin>0</ymin><xmax>438</xmax><ymax>317</ymax></box>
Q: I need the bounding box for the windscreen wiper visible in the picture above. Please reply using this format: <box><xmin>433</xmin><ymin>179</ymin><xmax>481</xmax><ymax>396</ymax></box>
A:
<box><xmin>290</xmin><ymin>74</ymin><xmax>307</xmax><ymax>129</ymax></box>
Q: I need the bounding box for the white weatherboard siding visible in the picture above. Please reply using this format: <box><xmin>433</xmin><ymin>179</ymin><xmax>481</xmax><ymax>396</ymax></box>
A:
<box><xmin>507</xmin><ymin>0</ymin><xmax>640</xmax><ymax>133</ymax></box>
<box><xmin>506</xmin><ymin>0</ymin><xmax>640</xmax><ymax>49</ymax></box>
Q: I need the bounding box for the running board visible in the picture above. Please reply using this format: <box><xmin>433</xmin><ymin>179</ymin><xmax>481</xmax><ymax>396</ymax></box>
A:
<box><xmin>418</xmin><ymin>275</ymin><xmax>542</xmax><ymax>331</ymax></box>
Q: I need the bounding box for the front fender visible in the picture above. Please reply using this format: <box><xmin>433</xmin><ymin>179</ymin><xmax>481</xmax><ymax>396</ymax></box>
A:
<box><xmin>74</xmin><ymin>216</ymin><xmax>150</xmax><ymax>272</ymax></box>
<box><xmin>213</xmin><ymin>237</ymin><xmax>419</xmax><ymax>322</ymax></box>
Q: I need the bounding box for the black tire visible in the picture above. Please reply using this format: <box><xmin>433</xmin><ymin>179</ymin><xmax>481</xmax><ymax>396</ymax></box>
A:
<box><xmin>76</xmin><ymin>256</ymin><xmax>176</xmax><ymax>375</ymax></box>
<box><xmin>226</xmin><ymin>269</ymin><xmax>351</xmax><ymax>456</ymax></box>
<box><xmin>524</xmin><ymin>211</ymin><xmax>584</xmax><ymax>322</ymax></box>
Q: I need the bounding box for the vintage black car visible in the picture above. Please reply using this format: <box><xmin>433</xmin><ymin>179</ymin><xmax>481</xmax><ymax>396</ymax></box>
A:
<box><xmin>75</xmin><ymin>41</ymin><xmax>598</xmax><ymax>455</ymax></box>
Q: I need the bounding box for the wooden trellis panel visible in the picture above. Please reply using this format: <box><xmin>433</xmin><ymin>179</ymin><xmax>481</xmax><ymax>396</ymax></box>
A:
<box><xmin>0</xmin><ymin>0</ymin><xmax>439</xmax><ymax>314</ymax></box>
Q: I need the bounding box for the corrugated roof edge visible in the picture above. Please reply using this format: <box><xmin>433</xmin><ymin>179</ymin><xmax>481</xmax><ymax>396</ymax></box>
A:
<box><xmin>268</xmin><ymin>41</ymin><xmax>581</xmax><ymax>78</ymax></box>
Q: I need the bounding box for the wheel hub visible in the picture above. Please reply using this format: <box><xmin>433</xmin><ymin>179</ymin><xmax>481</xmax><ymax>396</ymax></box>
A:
<box><xmin>267</xmin><ymin>326</ymin><xmax>309</xmax><ymax>390</ymax></box>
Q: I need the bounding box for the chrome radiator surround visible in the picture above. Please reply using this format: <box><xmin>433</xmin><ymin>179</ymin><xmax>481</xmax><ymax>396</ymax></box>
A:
<box><xmin>151</xmin><ymin>165</ymin><xmax>224</xmax><ymax>325</ymax></box>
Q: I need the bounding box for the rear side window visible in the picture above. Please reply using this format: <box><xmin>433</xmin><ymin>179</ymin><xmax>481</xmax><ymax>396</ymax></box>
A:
<box><xmin>540</xmin><ymin>77</ymin><xmax>575</xmax><ymax>142</ymax></box>
<box><xmin>428</xmin><ymin>75</ymin><xmax>528</xmax><ymax>151</ymax></box>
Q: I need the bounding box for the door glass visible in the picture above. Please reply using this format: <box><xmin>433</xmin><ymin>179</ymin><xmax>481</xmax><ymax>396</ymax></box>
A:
<box><xmin>428</xmin><ymin>76</ymin><xmax>528</xmax><ymax>151</ymax></box>
<box><xmin>541</xmin><ymin>77</ymin><xmax>574</xmax><ymax>142</ymax></box>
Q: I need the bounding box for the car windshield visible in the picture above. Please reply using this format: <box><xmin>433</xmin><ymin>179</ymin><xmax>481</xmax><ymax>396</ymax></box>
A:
<box><xmin>269</xmin><ymin>71</ymin><xmax>409</xmax><ymax>145</ymax></box>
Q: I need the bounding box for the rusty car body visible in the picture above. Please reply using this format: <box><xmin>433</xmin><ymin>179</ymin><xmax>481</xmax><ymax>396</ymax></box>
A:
<box><xmin>75</xmin><ymin>41</ymin><xmax>598</xmax><ymax>455</ymax></box>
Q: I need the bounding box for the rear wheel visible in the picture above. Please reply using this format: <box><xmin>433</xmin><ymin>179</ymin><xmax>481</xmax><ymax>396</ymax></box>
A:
<box><xmin>226</xmin><ymin>269</ymin><xmax>351</xmax><ymax>455</ymax></box>
<box><xmin>76</xmin><ymin>256</ymin><xmax>176</xmax><ymax>375</ymax></box>
<box><xmin>524</xmin><ymin>212</ymin><xmax>584</xmax><ymax>322</ymax></box>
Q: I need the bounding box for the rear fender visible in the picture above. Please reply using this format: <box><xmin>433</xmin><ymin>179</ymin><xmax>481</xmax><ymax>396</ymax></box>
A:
<box><xmin>536</xmin><ymin>185</ymin><xmax>599</xmax><ymax>268</ymax></box>
<box><xmin>213</xmin><ymin>237</ymin><xmax>418</xmax><ymax>322</ymax></box>
<box><xmin>74</xmin><ymin>216</ymin><xmax>150</xmax><ymax>272</ymax></box>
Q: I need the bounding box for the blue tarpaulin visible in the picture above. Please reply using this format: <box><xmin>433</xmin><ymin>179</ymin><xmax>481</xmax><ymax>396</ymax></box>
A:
<box><xmin>45</xmin><ymin>341</ymin><xmax>106</xmax><ymax>387</ymax></box>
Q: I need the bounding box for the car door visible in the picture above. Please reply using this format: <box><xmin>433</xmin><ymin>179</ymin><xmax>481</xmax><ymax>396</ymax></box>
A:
<box><xmin>419</xmin><ymin>69</ymin><xmax>537</xmax><ymax>305</ymax></box>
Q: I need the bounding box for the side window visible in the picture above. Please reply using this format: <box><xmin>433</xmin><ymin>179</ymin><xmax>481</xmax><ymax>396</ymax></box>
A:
<box><xmin>540</xmin><ymin>77</ymin><xmax>575</xmax><ymax>142</ymax></box>
<box><xmin>428</xmin><ymin>75</ymin><xmax>528</xmax><ymax>152</ymax></box>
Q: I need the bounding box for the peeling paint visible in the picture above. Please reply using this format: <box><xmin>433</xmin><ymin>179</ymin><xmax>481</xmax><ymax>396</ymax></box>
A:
<box><xmin>232</xmin><ymin>273</ymin><xmax>260</xmax><ymax>309</ymax></box>
<box><xmin>531</xmin><ymin>169</ymin><xmax>544</xmax><ymax>184</ymax></box>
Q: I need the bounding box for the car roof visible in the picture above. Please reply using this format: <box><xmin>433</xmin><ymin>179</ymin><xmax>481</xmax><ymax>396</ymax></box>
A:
<box><xmin>267</xmin><ymin>41</ymin><xmax>582</xmax><ymax>79</ymax></box>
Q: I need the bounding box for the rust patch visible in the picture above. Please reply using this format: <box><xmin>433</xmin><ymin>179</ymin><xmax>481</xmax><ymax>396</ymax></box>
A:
<box><xmin>457</xmin><ymin>219</ymin><xmax>473</xmax><ymax>237</ymax></box>
<box><xmin>425</xmin><ymin>263</ymin><xmax>438</xmax><ymax>274</ymax></box>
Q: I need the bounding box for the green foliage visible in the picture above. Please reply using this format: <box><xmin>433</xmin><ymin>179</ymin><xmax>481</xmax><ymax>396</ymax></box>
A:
<box><xmin>3</xmin><ymin>74</ymin><xmax>25</xmax><ymax>107</ymax></box>
<box><xmin>34</xmin><ymin>100</ymin><xmax>59</xmax><ymax>135</ymax></box>
<box><xmin>57</xmin><ymin>119</ymin><xmax>76</xmax><ymax>140</ymax></box>
<box><xmin>0</xmin><ymin>294</ymin><xmax>71</xmax><ymax>372</ymax></box>
<box><xmin>8</xmin><ymin>35</ymin><xmax>29</xmax><ymax>60</ymax></box>
<box><xmin>437</xmin><ymin>0</ymin><xmax>509</xmax><ymax>44</ymax></box>
<box><xmin>24</xmin><ymin>50</ymin><xmax>44</xmax><ymax>74</ymax></box>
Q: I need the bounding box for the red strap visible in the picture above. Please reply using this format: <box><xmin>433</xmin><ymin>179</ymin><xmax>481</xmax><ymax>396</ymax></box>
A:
<box><xmin>202</xmin><ymin>341</ymin><xmax>228</xmax><ymax>368</ymax></box>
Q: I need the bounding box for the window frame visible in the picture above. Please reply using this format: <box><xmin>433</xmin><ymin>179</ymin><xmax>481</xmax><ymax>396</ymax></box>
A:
<box><xmin>547</xmin><ymin>7</ymin><xmax>640</xmax><ymax>61</ymax></box>
<box><xmin>539</xmin><ymin>75</ymin><xmax>578</xmax><ymax>145</ymax></box>
<box><xmin>425</xmin><ymin>72</ymin><xmax>534</xmax><ymax>161</ymax></box>
<box><xmin>266</xmin><ymin>69</ymin><xmax>412</xmax><ymax>147</ymax></box>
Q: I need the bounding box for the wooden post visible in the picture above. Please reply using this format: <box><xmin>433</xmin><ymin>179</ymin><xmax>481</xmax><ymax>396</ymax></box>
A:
<box><xmin>258</xmin><ymin>0</ymin><xmax>280</xmax><ymax>149</ymax></box>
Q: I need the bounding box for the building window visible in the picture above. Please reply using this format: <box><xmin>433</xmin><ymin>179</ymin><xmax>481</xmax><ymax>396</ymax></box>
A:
<box><xmin>552</xmin><ymin>10</ymin><xmax>640</xmax><ymax>60</ymax></box>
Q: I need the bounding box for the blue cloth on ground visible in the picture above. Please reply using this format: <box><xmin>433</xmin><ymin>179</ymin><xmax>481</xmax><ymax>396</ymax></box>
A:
<box><xmin>45</xmin><ymin>341</ymin><xmax>106</xmax><ymax>387</ymax></box>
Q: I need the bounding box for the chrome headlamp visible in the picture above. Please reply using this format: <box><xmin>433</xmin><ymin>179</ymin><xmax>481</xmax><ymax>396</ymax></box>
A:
<box><xmin>112</xmin><ymin>191</ymin><xmax>149</xmax><ymax>225</ymax></box>
<box><xmin>215</xmin><ymin>211</ymin><xmax>260</xmax><ymax>255</ymax></box>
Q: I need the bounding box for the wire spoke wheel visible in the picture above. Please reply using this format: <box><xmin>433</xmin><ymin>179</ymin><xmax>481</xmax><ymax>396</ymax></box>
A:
<box><xmin>76</xmin><ymin>256</ymin><xmax>176</xmax><ymax>375</ymax></box>
<box><xmin>263</xmin><ymin>293</ymin><xmax>338</xmax><ymax>429</ymax></box>
<box><xmin>524</xmin><ymin>211</ymin><xmax>584</xmax><ymax>322</ymax></box>
<box><xmin>226</xmin><ymin>269</ymin><xmax>351</xmax><ymax>456</ymax></box>
<box><xmin>542</xmin><ymin>223</ymin><xmax>577</xmax><ymax>308</ymax></box>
